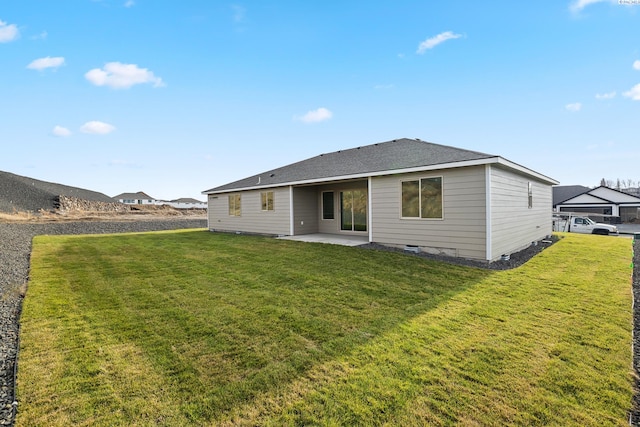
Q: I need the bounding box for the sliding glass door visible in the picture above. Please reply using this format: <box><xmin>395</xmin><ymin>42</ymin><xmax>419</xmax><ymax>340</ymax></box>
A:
<box><xmin>340</xmin><ymin>189</ymin><xmax>367</xmax><ymax>232</ymax></box>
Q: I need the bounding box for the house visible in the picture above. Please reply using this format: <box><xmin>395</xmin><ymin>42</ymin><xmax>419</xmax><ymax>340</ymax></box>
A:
<box><xmin>114</xmin><ymin>192</ymin><xmax>207</xmax><ymax>209</ymax></box>
<box><xmin>113</xmin><ymin>191</ymin><xmax>158</xmax><ymax>205</ymax></box>
<box><xmin>554</xmin><ymin>185</ymin><xmax>640</xmax><ymax>223</ymax></box>
<box><xmin>164</xmin><ymin>198</ymin><xmax>207</xmax><ymax>209</ymax></box>
<box><xmin>202</xmin><ymin>138</ymin><xmax>558</xmax><ymax>261</ymax></box>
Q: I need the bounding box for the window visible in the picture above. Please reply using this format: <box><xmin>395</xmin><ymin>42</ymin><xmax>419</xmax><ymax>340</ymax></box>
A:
<box><xmin>527</xmin><ymin>182</ymin><xmax>533</xmax><ymax>209</ymax></box>
<box><xmin>340</xmin><ymin>190</ymin><xmax>367</xmax><ymax>231</ymax></box>
<box><xmin>228</xmin><ymin>194</ymin><xmax>241</xmax><ymax>216</ymax></box>
<box><xmin>401</xmin><ymin>177</ymin><xmax>443</xmax><ymax>219</ymax></box>
<box><xmin>261</xmin><ymin>191</ymin><xmax>274</xmax><ymax>211</ymax></box>
<box><xmin>322</xmin><ymin>191</ymin><xmax>334</xmax><ymax>220</ymax></box>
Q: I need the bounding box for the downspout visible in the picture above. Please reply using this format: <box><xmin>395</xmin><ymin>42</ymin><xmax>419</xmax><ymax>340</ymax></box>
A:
<box><xmin>368</xmin><ymin>176</ymin><xmax>373</xmax><ymax>243</ymax></box>
<box><xmin>485</xmin><ymin>164</ymin><xmax>492</xmax><ymax>261</ymax></box>
<box><xmin>289</xmin><ymin>186</ymin><xmax>294</xmax><ymax>236</ymax></box>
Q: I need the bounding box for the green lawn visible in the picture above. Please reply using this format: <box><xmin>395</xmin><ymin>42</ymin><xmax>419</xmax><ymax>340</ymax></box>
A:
<box><xmin>16</xmin><ymin>230</ymin><xmax>634</xmax><ymax>426</ymax></box>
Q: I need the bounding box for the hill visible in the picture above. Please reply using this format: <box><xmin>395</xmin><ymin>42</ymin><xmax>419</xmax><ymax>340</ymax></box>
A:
<box><xmin>0</xmin><ymin>170</ymin><xmax>116</xmax><ymax>213</ymax></box>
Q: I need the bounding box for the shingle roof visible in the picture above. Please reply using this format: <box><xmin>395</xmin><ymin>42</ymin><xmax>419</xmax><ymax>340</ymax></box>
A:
<box><xmin>552</xmin><ymin>185</ymin><xmax>591</xmax><ymax>206</ymax></box>
<box><xmin>204</xmin><ymin>138</ymin><xmax>498</xmax><ymax>193</ymax></box>
<box><xmin>170</xmin><ymin>198</ymin><xmax>204</xmax><ymax>203</ymax></box>
<box><xmin>113</xmin><ymin>191</ymin><xmax>155</xmax><ymax>200</ymax></box>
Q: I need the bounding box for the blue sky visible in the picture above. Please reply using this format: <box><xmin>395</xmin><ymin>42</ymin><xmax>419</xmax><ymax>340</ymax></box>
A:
<box><xmin>1</xmin><ymin>0</ymin><xmax>639</xmax><ymax>200</ymax></box>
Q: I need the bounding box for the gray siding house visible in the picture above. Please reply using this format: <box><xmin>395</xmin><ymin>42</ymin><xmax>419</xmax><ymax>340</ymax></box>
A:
<box><xmin>554</xmin><ymin>185</ymin><xmax>640</xmax><ymax>223</ymax></box>
<box><xmin>203</xmin><ymin>138</ymin><xmax>558</xmax><ymax>261</ymax></box>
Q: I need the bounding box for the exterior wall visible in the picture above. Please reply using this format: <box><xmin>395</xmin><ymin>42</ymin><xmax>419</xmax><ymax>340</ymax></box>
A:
<box><xmin>207</xmin><ymin>187</ymin><xmax>290</xmax><ymax>235</ymax></box>
<box><xmin>317</xmin><ymin>180</ymin><xmax>368</xmax><ymax>236</ymax></box>
<box><xmin>489</xmin><ymin>165</ymin><xmax>553</xmax><ymax>261</ymax></box>
<box><xmin>293</xmin><ymin>186</ymin><xmax>319</xmax><ymax>235</ymax></box>
<box><xmin>370</xmin><ymin>166</ymin><xmax>487</xmax><ymax>260</ymax></box>
<box><xmin>558</xmin><ymin>204</ymin><xmax>616</xmax><ymax>216</ymax></box>
<box><xmin>118</xmin><ymin>198</ymin><xmax>155</xmax><ymax>205</ymax></box>
<box><xmin>164</xmin><ymin>201</ymin><xmax>207</xmax><ymax>209</ymax></box>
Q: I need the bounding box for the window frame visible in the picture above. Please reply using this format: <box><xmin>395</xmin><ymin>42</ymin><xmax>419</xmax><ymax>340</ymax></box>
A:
<box><xmin>400</xmin><ymin>176</ymin><xmax>444</xmax><ymax>220</ymax></box>
<box><xmin>228</xmin><ymin>194</ymin><xmax>241</xmax><ymax>216</ymax></box>
<box><xmin>527</xmin><ymin>182</ymin><xmax>533</xmax><ymax>209</ymax></box>
<box><xmin>261</xmin><ymin>191</ymin><xmax>274</xmax><ymax>211</ymax></box>
<box><xmin>322</xmin><ymin>191</ymin><xmax>335</xmax><ymax>220</ymax></box>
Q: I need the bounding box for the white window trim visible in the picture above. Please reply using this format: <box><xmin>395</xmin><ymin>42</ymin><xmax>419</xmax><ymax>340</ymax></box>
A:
<box><xmin>399</xmin><ymin>175</ymin><xmax>444</xmax><ymax>220</ymax></box>
<box><xmin>321</xmin><ymin>191</ymin><xmax>335</xmax><ymax>221</ymax></box>
<box><xmin>228</xmin><ymin>194</ymin><xmax>241</xmax><ymax>217</ymax></box>
<box><xmin>260</xmin><ymin>191</ymin><xmax>274</xmax><ymax>212</ymax></box>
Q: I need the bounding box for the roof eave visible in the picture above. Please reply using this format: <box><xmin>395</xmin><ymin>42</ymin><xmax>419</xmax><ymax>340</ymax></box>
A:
<box><xmin>494</xmin><ymin>157</ymin><xmax>560</xmax><ymax>185</ymax></box>
<box><xmin>203</xmin><ymin>157</ymin><xmax>558</xmax><ymax>195</ymax></box>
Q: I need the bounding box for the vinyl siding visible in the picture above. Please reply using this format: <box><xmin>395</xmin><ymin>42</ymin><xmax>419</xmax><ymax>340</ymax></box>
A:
<box><xmin>207</xmin><ymin>188</ymin><xmax>290</xmax><ymax>235</ymax></box>
<box><xmin>293</xmin><ymin>186</ymin><xmax>318</xmax><ymax>235</ymax></box>
<box><xmin>489</xmin><ymin>165</ymin><xmax>553</xmax><ymax>260</ymax></box>
<box><xmin>371</xmin><ymin>166</ymin><xmax>487</xmax><ymax>260</ymax></box>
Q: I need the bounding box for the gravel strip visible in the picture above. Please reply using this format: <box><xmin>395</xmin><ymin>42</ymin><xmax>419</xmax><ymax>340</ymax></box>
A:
<box><xmin>360</xmin><ymin>235</ymin><xmax>559</xmax><ymax>270</ymax></box>
<box><xmin>631</xmin><ymin>237</ymin><xmax>640</xmax><ymax>426</ymax></box>
<box><xmin>0</xmin><ymin>218</ymin><xmax>206</xmax><ymax>426</ymax></box>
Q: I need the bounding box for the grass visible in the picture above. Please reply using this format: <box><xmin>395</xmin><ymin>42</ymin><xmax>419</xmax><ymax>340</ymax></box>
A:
<box><xmin>16</xmin><ymin>230</ymin><xmax>634</xmax><ymax>426</ymax></box>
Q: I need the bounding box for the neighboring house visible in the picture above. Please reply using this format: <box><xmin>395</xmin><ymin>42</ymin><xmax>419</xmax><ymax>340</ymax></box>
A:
<box><xmin>554</xmin><ymin>185</ymin><xmax>640</xmax><ymax>223</ymax></box>
<box><xmin>202</xmin><ymin>138</ymin><xmax>558</xmax><ymax>261</ymax></box>
<box><xmin>164</xmin><ymin>198</ymin><xmax>207</xmax><ymax>209</ymax></box>
<box><xmin>552</xmin><ymin>185</ymin><xmax>590</xmax><ymax>208</ymax></box>
<box><xmin>113</xmin><ymin>191</ymin><xmax>157</xmax><ymax>205</ymax></box>
<box><xmin>114</xmin><ymin>192</ymin><xmax>206</xmax><ymax>209</ymax></box>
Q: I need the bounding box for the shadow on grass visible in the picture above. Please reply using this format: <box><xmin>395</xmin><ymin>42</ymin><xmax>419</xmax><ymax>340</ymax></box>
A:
<box><xmin>23</xmin><ymin>231</ymin><xmax>631</xmax><ymax>426</ymax></box>
<box><xmin>20</xmin><ymin>230</ymin><xmax>494</xmax><ymax>425</ymax></box>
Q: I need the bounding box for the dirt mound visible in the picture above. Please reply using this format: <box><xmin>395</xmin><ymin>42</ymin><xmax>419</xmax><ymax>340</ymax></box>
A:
<box><xmin>0</xmin><ymin>170</ymin><xmax>117</xmax><ymax>214</ymax></box>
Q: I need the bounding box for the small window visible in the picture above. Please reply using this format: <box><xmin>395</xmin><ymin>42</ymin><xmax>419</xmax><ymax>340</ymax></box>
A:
<box><xmin>228</xmin><ymin>194</ymin><xmax>241</xmax><ymax>216</ymax></box>
<box><xmin>528</xmin><ymin>182</ymin><xmax>533</xmax><ymax>209</ymax></box>
<box><xmin>401</xmin><ymin>177</ymin><xmax>443</xmax><ymax>219</ymax></box>
<box><xmin>322</xmin><ymin>191</ymin><xmax>334</xmax><ymax>220</ymax></box>
<box><xmin>261</xmin><ymin>191</ymin><xmax>274</xmax><ymax>211</ymax></box>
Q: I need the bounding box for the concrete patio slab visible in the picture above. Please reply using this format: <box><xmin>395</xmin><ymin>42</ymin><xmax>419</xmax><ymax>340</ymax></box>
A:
<box><xmin>277</xmin><ymin>233</ymin><xmax>369</xmax><ymax>247</ymax></box>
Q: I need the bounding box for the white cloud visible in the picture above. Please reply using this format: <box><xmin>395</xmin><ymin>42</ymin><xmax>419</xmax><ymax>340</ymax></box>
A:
<box><xmin>231</xmin><ymin>4</ymin><xmax>246</xmax><ymax>23</ymax></box>
<box><xmin>623</xmin><ymin>83</ymin><xmax>640</xmax><ymax>100</ymax></box>
<box><xmin>27</xmin><ymin>56</ymin><xmax>65</xmax><ymax>71</ymax></box>
<box><xmin>0</xmin><ymin>19</ymin><xmax>19</xmax><ymax>43</ymax></box>
<box><xmin>595</xmin><ymin>91</ymin><xmax>616</xmax><ymax>99</ymax></box>
<box><xmin>569</xmin><ymin>0</ymin><xmax>614</xmax><ymax>13</ymax></box>
<box><xmin>417</xmin><ymin>31</ymin><xmax>462</xmax><ymax>54</ymax></box>
<box><xmin>80</xmin><ymin>121</ymin><xmax>116</xmax><ymax>134</ymax></box>
<box><xmin>634</xmin><ymin>60</ymin><xmax>640</xmax><ymax>71</ymax></box>
<box><xmin>85</xmin><ymin>62</ymin><xmax>164</xmax><ymax>89</ymax></box>
<box><xmin>124</xmin><ymin>0</ymin><xmax>135</xmax><ymax>7</ymax></box>
<box><xmin>565</xmin><ymin>102</ymin><xmax>582</xmax><ymax>112</ymax></box>
<box><xmin>51</xmin><ymin>125</ymin><xmax>71</xmax><ymax>137</ymax></box>
<box><xmin>295</xmin><ymin>107</ymin><xmax>333</xmax><ymax>124</ymax></box>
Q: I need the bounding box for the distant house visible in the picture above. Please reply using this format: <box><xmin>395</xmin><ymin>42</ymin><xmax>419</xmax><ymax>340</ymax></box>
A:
<box><xmin>203</xmin><ymin>138</ymin><xmax>558</xmax><ymax>261</ymax></box>
<box><xmin>554</xmin><ymin>185</ymin><xmax>640</xmax><ymax>223</ymax></box>
<box><xmin>113</xmin><ymin>191</ymin><xmax>157</xmax><ymax>205</ymax></box>
<box><xmin>114</xmin><ymin>192</ymin><xmax>206</xmax><ymax>209</ymax></box>
<box><xmin>164</xmin><ymin>198</ymin><xmax>207</xmax><ymax>209</ymax></box>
